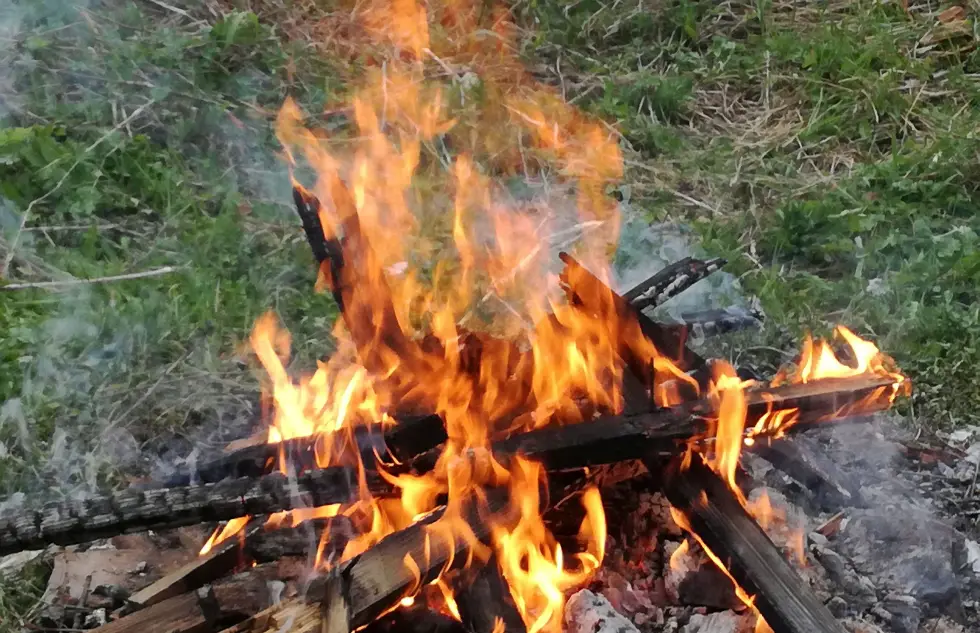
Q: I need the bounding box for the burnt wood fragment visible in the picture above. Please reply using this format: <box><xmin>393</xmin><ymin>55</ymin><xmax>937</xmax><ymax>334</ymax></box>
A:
<box><xmin>652</xmin><ymin>454</ymin><xmax>846</xmax><ymax>633</ymax></box>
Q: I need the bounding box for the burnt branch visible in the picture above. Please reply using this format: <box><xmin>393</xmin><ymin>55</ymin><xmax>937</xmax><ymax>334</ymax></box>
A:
<box><xmin>625</xmin><ymin>257</ymin><xmax>727</xmax><ymax>311</ymax></box>
<box><xmin>652</xmin><ymin>454</ymin><xmax>846</xmax><ymax>633</ymax></box>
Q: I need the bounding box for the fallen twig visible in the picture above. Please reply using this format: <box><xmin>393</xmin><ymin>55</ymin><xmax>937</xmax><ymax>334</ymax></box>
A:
<box><xmin>1</xmin><ymin>266</ymin><xmax>180</xmax><ymax>291</ymax></box>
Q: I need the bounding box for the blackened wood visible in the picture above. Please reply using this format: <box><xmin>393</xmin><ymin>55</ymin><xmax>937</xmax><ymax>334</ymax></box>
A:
<box><xmin>0</xmin><ymin>375</ymin><xmax>900</xmax><ymax>557</ymax></box>
<box><xmin>165</xmin><ymin>413</ymin><xmax>447</xmax><ymax>486</ymax></box>
<box><xmin>653</xmin><ymin>455</ymin><xmax>846</xmax><ymax>633</ymax></box>
<box><xmin>406</xmin><ymin>374</ymin><xmax>898</xmax><ymax>476</ymax></box>
<box><xmin>457</xmin><ymin>555</ymin><xmax>526</xmax><ymax>633</ymax></box>
<box><xmin>624</xmin><ymin>257</ymin><xmax>727</xmax><ymax>310</ymax></box>
<box><xmin>748</xmin><ymin>438</ymin><xmax>865</xmax><ymax>511</ymax></box>
<box><xmin>0</xmin><ymin>468</ymin><xmax>387</xmax><ymax>556</ymax></box>
<box><xmin>558</xmin><ymin>252</ymin><xmax>704</xmax><ymax>373</ymax></box>
<box><xmin>293</xmin><ymin>182</ymin><xmax>424</xmax><ymax>385</ymax></box>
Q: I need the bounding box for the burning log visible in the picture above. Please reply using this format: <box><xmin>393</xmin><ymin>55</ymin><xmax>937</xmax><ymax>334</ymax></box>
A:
<box><xmin>0</xmin><ymin>468</ymin><xmax>383</xmax><ymax>556</ymax></box>
<box><xmin>456</xmin><ymin>555</ymin><xmax>527</xmax><ymax>633</ymax></box>
<box><xmin>652</xmin><ymin>454</ymin><xmax>847</xmax><ymax>633</ymax></box>
<box><xmin>623</xmin><ymin>257</ymin><xmax>727</xmax><ymax>311</ymax></box>
<box><xmin>164</xmin><ymin>413</ymin><xmax>447</xmax><ymax>486</ymax></box>
<box><xmin>471</xmin><ymin>373</ymin><xmax>901</xmax><ymax>474</ymax></box>
<box><xmin>0</xmin><ymin>373</ymin><xmax>897</xmax><ymax>557</ymax></box>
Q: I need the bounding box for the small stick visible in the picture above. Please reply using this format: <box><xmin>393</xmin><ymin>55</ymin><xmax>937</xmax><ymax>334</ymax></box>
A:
<box><xmin>1</xmin><ymin>266</ymin><xmax>180</xmax><ymax>291</ymax></box>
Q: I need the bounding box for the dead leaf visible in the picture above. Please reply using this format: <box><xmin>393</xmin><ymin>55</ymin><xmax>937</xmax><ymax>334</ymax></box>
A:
<box><xmin>938</xmin><ymin>6</ymin><xmax>966</xmax><ymax>22</ymax></box>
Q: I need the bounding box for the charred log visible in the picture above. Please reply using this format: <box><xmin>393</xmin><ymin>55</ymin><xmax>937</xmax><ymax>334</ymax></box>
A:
<box><xmin>0</xmin><ymin>468</ymin><xmax>385</xmax><ymax>556</ymax></box>
<box><xmin>652</xmin><ymin>454</ymin><xmax>846</xmax><ymax>633</ymax></box>
<box><xmin>164</xmin><ymin>413</ymin><xmax>447</xmax><ymax>486</ymax></box>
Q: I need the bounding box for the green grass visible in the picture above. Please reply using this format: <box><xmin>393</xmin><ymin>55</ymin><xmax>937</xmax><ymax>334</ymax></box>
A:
<box><xmin>523</xmin><ymin>0</ymin><xmax>980</xmax><ymax>426</ymax></box>
<box><xmin>0</xmin><ymin>0</ymin><xmax>978</xmax><ymax>628</ymax></box>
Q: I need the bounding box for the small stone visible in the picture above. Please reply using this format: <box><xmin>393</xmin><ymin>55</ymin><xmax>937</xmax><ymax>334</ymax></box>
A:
<box><xmin>808</xmin><ymin>532</ymin><xmax>829</xmax><ymax>548</ymax></box>
<box><xmin>826</xmin><ymin>596</ymin><xmax>848</xmax><ymax>617</ymax></box>
<box><xmin>131</xmin><ymin>561</ymin><xmax>148</xmax><ymax>575</ymax></box>
<box><xmin>84</xmin><ymin>608</ymin><xmax>108</xmax><ymax>628</ymax></box>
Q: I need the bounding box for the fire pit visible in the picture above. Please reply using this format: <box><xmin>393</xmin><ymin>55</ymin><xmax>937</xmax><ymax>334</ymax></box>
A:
<box><xmin>6</xmin><ymin>2</ymin><xmax>969</xmax><ymax>633</ymax></box>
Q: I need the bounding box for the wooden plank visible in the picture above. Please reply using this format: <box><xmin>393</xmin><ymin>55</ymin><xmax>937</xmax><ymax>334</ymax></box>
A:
<box><xmin>651</xmin><ymin>454</ymin><xmax>846</xmax><ymax>633</ymax></box>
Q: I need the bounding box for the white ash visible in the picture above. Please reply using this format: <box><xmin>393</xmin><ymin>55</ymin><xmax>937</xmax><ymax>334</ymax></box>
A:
<box><xmin>565</xmin><ymin>589</ymin><xmax>641</xmax><ymax>633</ymax></box>
<box><xmin>680</xmin><ymin>611</ymin><xmax>755</xmax><ymax>633</ymax></box>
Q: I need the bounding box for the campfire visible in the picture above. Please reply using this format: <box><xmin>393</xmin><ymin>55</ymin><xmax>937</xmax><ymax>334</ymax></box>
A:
<box><xmin>0</xmin><ymin>2</ymin><xmax>919</xmax><ymax>633</ymax></box>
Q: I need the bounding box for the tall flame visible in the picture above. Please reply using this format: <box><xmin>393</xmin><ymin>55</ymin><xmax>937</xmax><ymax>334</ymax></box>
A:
<box><xmin>218</xmin><ymin>0</ymin><xmax>911</xmax><ymax>630</ymax></box>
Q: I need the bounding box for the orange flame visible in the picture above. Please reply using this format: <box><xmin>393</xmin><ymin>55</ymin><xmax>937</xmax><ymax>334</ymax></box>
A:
<box><xmin>199</xmin><ymin>516</ymin><xmax>250</xmax><ymax>556</ymax></box>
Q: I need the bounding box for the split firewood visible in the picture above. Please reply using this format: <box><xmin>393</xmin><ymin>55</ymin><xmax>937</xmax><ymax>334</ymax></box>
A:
<box><xmin>94</xmin><ymin>564</ymin><xmax>283</xmax><ymax>633</ymax></box>
<box><xmin>456</xmin><ymin>554</ymin><xmax>526</xmax><ymax>633</ymax></box>
<box><xmin>224</xmin><ymin>493</ymin><xmax>511</xmax><ymax>633</ymax></box>
<box><xmin>0</xmin><ymin>468</ymin><xmax>382</xmax><ymax>556</ymax></box>
<box><xmin>623</xmin><ymin>257</ymin><xmax>727</xmax><ymax>311</ymax></box>
<box><xmin>651</xmin><ymin>454</ymin><xmax>846</xmax><ymax>633</ymax></box>
<box><xmin>126</xmin><ymin>527</ymin><xmax>255</xmax><ymax>610</ymax></box>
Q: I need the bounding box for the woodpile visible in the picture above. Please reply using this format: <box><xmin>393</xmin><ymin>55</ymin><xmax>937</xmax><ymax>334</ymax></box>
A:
<box><xmin>0</xmin><ymin>182</ymin><xmax>914</xmax><ymax>633</ymax></box>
